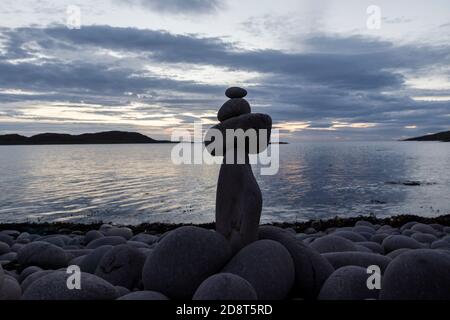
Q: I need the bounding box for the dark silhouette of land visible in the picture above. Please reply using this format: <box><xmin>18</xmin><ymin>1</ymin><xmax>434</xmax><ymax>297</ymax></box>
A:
<box><xmin>404</xmin><ymin>130</ymin><xmax>450</xmax><ymax>142</ymax></box>
<box><xmin>0</xmin><ymin>131</ymin><xmax>174</xmax><ymax>145</ymax></box>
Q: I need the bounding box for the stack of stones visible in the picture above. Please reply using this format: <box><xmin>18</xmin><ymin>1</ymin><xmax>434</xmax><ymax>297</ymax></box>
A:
<box><xmin>205</xmin><ymin>87</ymin><xmax>272</xmax><ymax>252</ymax></box>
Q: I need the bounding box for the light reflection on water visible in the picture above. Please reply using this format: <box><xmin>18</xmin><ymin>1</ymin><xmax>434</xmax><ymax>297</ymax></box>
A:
<box><xmin>0</xmin><ymin>141</ymin><xmax>449</xmax><ymax>224</ymax></box>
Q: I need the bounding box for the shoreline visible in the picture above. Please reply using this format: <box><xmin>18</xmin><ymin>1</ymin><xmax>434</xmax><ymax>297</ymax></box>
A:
<box><xmin>1</xmin><ymin>213</ymin><xmax>450</xmax><ymax>236</ymax></box>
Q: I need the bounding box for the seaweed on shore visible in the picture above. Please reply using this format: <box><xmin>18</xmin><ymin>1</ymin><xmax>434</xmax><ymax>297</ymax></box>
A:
<box><xmin>1</xmin><ymin>214</ymin><xmax>450</xmax><ymax>236</ymax></box>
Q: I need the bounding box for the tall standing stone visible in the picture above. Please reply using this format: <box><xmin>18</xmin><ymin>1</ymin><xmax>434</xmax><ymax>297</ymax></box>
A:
<box><xmin>205</xmin><ymin>87</ymin><xmax>272</xmax><ymax>252</ymax></box>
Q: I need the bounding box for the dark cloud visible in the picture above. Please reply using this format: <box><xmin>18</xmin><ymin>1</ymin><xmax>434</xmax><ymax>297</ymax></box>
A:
<box><xmin>117</xmin><ymin>0</ymin><xmax>222</xmax><ymax>14</ymax></box>
<box><xmin>0</xmin><ymin>25</ymin><xmax>449</xmax><ymax>140</ymax></box>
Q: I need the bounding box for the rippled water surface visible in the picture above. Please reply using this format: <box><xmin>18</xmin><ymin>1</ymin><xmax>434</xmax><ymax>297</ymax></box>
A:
<box><xmin>0</xmin><ymin>142</ymin><xmax>449</xmax><ymax>224</ymax></box>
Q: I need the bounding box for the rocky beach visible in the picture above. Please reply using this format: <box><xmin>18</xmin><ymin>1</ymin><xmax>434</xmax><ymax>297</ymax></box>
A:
<box><xmin>1</xmin><ymin>215</ymin><xmax>450</xmax><ymax>300</ymax></box>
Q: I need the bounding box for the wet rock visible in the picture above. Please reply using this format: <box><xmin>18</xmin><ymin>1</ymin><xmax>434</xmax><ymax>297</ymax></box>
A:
<box><xmin>21</xmin><ymin>270</ymin><xmax>54</xmax><ymax>292</ymax></box>
<box><xmin>431</xmin><ymin>240</ymin><xmax>450</xmax><ymax>251</ymax></box>
<box><xmin>380</xmin><ymin>249</ymin><xmax>450</xmax><ymax>300</ymax></box>
<box><xmin>355</xmin><ymin>221</ymin><xmax>375</xmax><ymax>229</ymax></box>
<box><xmin>142</xmin><ymin>226</ymin><xmax>232</xmax><ymax>299</ymax></box>
<box><xmin>22</xmin><ymin>271</ymin><xmax>117</xmax><ymax>300</ymax></box>
<box><xmin>371</xmin><ymin>233</ymin><xmax>389</xmax><ymax>244</ymax></box>
<box><xmin>0</xmin><ymin>234</ymin><xmax>13</xmax><ymax>247</ymax></box>
<box><xmin>411</xmin><ymin>223</ymin><xmax>438</xmax><ymax>236</ymax></box>
<box><xmin>223</xmin><ymin>239</ymin><xmax>294</xmax><ymax>300</ymax></box>
<box><xmin>318</xmin><ymin>266</ymin><xmax>379</xmax><ymax>300</ymax></box>
<box><xmin>114</xmin><ymin>286</ymin><xmax>130</xmax><ymax>298</ymax></box>
<box><xmin>95</xmin><ymin>244</ymin><xmax>146</xmax><ymax>290</ymax></box>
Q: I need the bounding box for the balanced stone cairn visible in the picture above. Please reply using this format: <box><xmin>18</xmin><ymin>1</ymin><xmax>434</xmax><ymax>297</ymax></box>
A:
<box><xmin>205</xmin><ymin>87</ymin><xmax>272</xmax><ymax>252</ymax></box>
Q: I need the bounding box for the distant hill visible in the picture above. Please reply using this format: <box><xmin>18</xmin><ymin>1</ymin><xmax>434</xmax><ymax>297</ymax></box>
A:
<box><xmin>403</xmin><ymin>130</ymin><xmax>450</xmax><ymax>142</ymax></box>
<box><xmin>0</xmin><ymin>131</ymin><xmax>174</xmax><ymax>145</ymax></box>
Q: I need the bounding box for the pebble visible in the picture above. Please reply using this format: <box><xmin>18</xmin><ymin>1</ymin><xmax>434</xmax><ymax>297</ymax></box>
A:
<box><xmin>79</xmin><ymin>245</ymin><xmax>113</xmax><ymax>274</ymax></box>
<box><xmin>142</xmin><ymin>226</ymin><xmax>232</xmax><ymax>299</ymax></box>
<box><xmin>222</xmin><ymin>239</ymin><xmax>295</xmax><ymax>300</ymax></box>
<box><xmin>95</xmin><ymin>244</ymin><xmax>146</xmax><ymax>290</ymax></box>
<box><xmin>380</xmin><ymin>249</ymin><xmax>450</xmax><ymax>300</ymax></box>
<box><xmin>193</xmin><ymin>273</ymin><xmax>257</xmax><ymax>300</ymax></box>
<box><xmin>217</xmin><ymin>98</ymin><xmax>251</xmax><ymax>122</ymax></box>
<box><xmin>118</xmin><ymin>291</ymin><xmax>169</xmax><ymax>300</ymax></box>
<box><xmin>309</xmin><ymin>235</ymin><xmax>358</xmax><ymax>253</ymax></box>
<box><xmin>225</xmin><ymin>87</ymin><xmax>247</xmax><ymax>99</ymax></box>
<box><xmin>0</xmin><ymin>275</ymin><xmax>22</xmax><ymax>300</ymax></box>
<box><xmin>22</xmin><ymin>271</ymin><xmax>117</xmax><ymax>300</ymax></box>
<box><xmin>86</xmin><ymin>236</ymin><xmax>126</xmax><ymax>249</ymax></box>
<box><xmin>322</xmin><ymin>252</ymin><xmax>392</xmax><ymax>272</ymax></box>
<box><xmin>259</xmin><ymin>226</ymin><xmax>334</xmax><ymax>299</ymax></box>
<box><xmin>318</xmin><ymin>266</ymin><xmax>379</xmax><ymax>300</ymax></box>
<box><xmin>381</xmin><ymin>235</ymin><xmax>423</xmax><ymax>253</ymax></box>
<box><xmin>17</xmin><ymin>241</ymin><xmax>68</xmax><ymax>269</ymax></box>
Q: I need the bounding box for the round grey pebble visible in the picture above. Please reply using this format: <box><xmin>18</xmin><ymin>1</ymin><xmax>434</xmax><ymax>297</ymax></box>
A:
<box><xmin>118</xmin><ymin>291</ymin><xmax>169</xmax><ymax>300</ymax></box>
<box><xmin>223</xmin><ymin>239</ymin><xmax>294</xmax><ymax>300</ymax></box>
<box><xmin>259</xmin><ymin>226</ymin><xmax>334</xmax><ymax>299</ymax></box>
<box><xmin>84</xmin><ymin>230</ymin><xmax>104</xmax><ymax>244</ymax></box>
<box><xmin>193</xmin><ymin>273</ymin><xmax>257</xmax><ymax>300</ymax></box>
<box><xmin>380</xmin><ymin>249</ymin><xmax>450</xmax><ymax>300</ymax></box>
<box><xmin>22</xmin><ymin>271</ymin><xmax>117</xmax><ymax>300</ymax></box>
<box><xmin>86</xmin><ymin>236</ymin><xmax>127</xmax><ymax>249</ymax></box>
<box><xmin>95</xmin><ymin>244</ymin><xmax>146</xmax><ymax>290</ymax></box>
<box><xmin>142</xmin><ymin>226</ymin><xmax>232</xmax><ymax>299</ymax></box>
<box><xmin>225</xmin><ymin>87</ymin><xmax>247</xmax><ymax>99</ymax></box>
<box><xmin>79</xmin><ymin>245</ymin><xmax>113</xmax><ymax>274</ymax></box>
<box><xmin>322</xmin><ymin>252</ymin><xmax>392</xmax><ymax>272</ymax></box>
<box><xmin>318</xmin><ymin>266</ymin><xmax>379</xmax><ymax>300</ymax></box>
<box><xmin>17</xmin><ymin>241</ymin><xmax>68</xmax><ymax>269</ymax></box>
<box><xmin>381</xmin><ymin>235</ymin><xmax>423</xmax><ymax>253</ymax></box>
<box><xmin>309</xmin><ymin>235</ymin><xmax>358</xmax><ymax>253</ymax></box>
<box><xmin>217</xmin><ymin>98</ymin><xmax>251</xmax><ymax>122</ymax></box>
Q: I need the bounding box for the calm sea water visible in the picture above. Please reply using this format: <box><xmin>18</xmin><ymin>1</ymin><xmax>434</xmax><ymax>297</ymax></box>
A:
<box><xmin>0</xmin><ymin>142</ymin><xmax>449</xmax><ymax>225</ymax></box>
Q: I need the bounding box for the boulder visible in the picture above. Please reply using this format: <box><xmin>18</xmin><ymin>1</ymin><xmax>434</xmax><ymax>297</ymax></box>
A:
<box><xmin>357</xmin><ymin>242</ymin><xmax>384</xmax><ymax>254</ymax></box>
<box><xmin>259</xmin><ymin>226</ymin><xmax>334</xmax><ymax>299</ymax></box>
<box><xmin>411</xmin><ymin>232</ymin><xmax>437</xmax><ymax>244</ymax></box>
<box><xmin>217</xmin><ymin>98</ymin><xmax>251</xmax><ymax>122</ymax></box>
<box><xmin>193</xmin><ymin>273</ymin><xmax>257</xmax><ymax>300</ymax></box>
<box><xmin>79</xmin><ymin>245</ymin><xmax>113</xmax><ymax>274</ymax></box>
<box><xmin>22</xmin><ymin>271</ymin><xmax>117</xmax><ymax>300</ymax></box>
<box><xmin>322</xmin><ymin>252</ymin><xmax>392</xmax><ymax>272</ymax></box>
<box><xmin>95</xmin><ymin>244</ymin><xmax>146</xmax><ymax>290</ymax></box>
<box><xmin>142</xmin><ymin>226</ymin><xmax>232</xmax><ymax>299</ymax></box>
<box><xmin>130</xmin><ymin>233</ymin><xmax>158</xmax><ymax>245</ymax></box>
<box><xmin>318</xmin><ymin>266</ymin><xmax>379</xmax><ymax>300</ymax></box>
<box><xmin>225</xmin><ymin>87</ymin><xmax>247</xmax><ymax>99</ymax></box>
<box><xmin>86</xmin><ymin>236</ymin><xmax>126</xmax><ymax>249</ymax></box>
<box><xmin>105</xmin><ymin>227</ymin><xmax>133</xmax><ymax>240</ymax></box>
<box><xmin>332</xmin><ymin>231</ymin><xmax>366</xmax><ymax>242</ymax></box>
<box><xmin>118</xmin><ymin>291</ymin><xmax>169</xmax><ymax>300</ymax></box>
<box><xmin>0</xmin><ymin>275</ymin><xmax>22</xmax><ymax>300</ymax></box>
<box><xmin>411</xmin><ymin>223</ymin><xmax>438</xmax><ymax>236</ymax></box>
<box><xmin>20</xmin><ymin>266</ymin><xmax>42</xmax><ymax>283</ymax></box>
<box><xmin>222</xmin><ymin>239</ymin><xmax>294</xmax><ymax>300</ymax></box>
<box><xmin>309</xmin><ymin>235</ymin><xmax>358</xmax><ymax>253</ymax></box>
<box><xmin>380</xmin><ymin>249</ymin><xmax>450</xmax><ymax>300</ymax></box>
<box><xmin>381</xmin><ymin>235</ymin><xmax>423</xmax><ymax>253</ymax></box>
<box><xmin>385</xmin><ymin>248</ymin><xmax>411</xmax><ymax>260</ymax></box>
<box><xmin>84</xmin><ymin>230</ymin><xmax>104</xmax><ymax>244</ymax></box>
<box><xmin>17</xmin><ymin>241</ymin><xmax>68</xmax><ymax>269</ymax></box>
<box><xmin>0</xmin><ymin>242</ymin><xmax>10</xmax><ymax>255</ymax></box>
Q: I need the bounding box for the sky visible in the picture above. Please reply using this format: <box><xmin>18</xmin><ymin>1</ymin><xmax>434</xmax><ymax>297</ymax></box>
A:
<box><xmin>0</xmin><ymin>0</ymin><xmax>449</xmax><ymax>141</ymax></box>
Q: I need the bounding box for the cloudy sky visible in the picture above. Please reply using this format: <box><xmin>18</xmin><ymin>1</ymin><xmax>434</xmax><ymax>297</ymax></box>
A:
<box><xmin>0</xmin><ymin>0</ymin><xmax>449</xmax><ymax>141</ymax></box>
